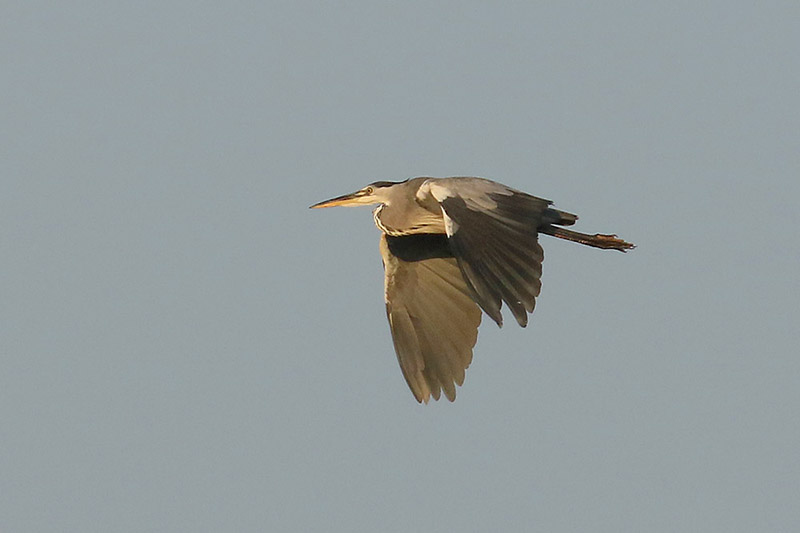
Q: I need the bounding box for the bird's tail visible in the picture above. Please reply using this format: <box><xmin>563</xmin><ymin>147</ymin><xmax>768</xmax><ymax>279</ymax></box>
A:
<box><xmin>539</xmin><ymin>225</ymin><xmax>635</xmax><ymax>252</ymax></box>
<box><xmin>546</xmin><ymin>208</ymin><xmax>578</xmax><ymax>226</ymax></box>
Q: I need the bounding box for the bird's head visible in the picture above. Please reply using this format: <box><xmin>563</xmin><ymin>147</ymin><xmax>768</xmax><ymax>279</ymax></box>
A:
<box><xmin>309</xmin><ymin>181</ymin><xmax>403</xmax><ymax>209</ymax></box>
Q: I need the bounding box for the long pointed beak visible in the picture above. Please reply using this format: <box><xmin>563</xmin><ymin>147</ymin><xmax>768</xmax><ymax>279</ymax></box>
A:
<box><xmin>309</xmin><ymin>191</ymin><xmax>365</xmax><ymax>209</ymax></box>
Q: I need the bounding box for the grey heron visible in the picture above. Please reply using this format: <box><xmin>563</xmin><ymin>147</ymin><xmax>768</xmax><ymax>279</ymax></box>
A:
<box><xmin>310</xmin><ymin>176</ymin><xmax>634</xmax><ymax>403</ymax></box>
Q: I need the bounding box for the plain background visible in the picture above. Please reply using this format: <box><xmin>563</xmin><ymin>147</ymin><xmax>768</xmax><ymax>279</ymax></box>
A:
<box><xmin>3</xmin><ymin>2</ymin><xmax>799</xmax><ymax>531</ymax></box>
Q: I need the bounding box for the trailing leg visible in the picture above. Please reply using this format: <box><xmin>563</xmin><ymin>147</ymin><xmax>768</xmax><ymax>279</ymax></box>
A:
<box><xmin>539</xmin><ymin>224</ymin><xmax>635</xmax><ymax>252</ymax></box>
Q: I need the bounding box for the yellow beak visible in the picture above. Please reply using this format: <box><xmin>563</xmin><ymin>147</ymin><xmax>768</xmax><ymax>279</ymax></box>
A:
<box><xmin>309</xmin><ymin>190</ymin><xmax>369</xmax><ymax>209</ymax></box>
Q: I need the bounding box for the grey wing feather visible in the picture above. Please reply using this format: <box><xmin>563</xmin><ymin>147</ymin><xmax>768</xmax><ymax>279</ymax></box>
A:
<box><xmin>380</xmin><ymin>235</ymin><xmax>482</xmax><ymax>403</ymax></box>
<box><xmin>432</xmin><ymin>185</ymin><xmax>549</xmax><ymax>327</ymax></box>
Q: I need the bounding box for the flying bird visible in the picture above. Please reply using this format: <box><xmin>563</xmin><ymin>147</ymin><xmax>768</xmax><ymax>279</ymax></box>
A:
<box><xmin>310</xmin><ymin>177</ymin><xmax>634</xmax><ymax>403</ymax></box>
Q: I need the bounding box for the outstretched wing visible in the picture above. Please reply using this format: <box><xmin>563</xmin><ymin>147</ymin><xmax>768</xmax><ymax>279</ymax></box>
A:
<box><xmin>419</xmin><ymin>177</ymin><xmax>549</xmax><ymax>327</ymax></box>
<box><xmin>380</xmin><ymin>234</ymin><xmax>482</xmax><ymax>403</ymax></box>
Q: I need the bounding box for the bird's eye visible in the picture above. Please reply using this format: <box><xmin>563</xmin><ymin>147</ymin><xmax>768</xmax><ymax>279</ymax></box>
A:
<box><xmin>364</xmin><ymin>186</ymin><xmax>374</xmax><ymax>195</ymax></box>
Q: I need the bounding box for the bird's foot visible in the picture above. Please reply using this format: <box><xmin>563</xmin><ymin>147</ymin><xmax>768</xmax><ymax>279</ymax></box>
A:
<box><xmin>594</xmin><ymin>234</ymin><xmax>636</xmax><ymax>252</ymax></box>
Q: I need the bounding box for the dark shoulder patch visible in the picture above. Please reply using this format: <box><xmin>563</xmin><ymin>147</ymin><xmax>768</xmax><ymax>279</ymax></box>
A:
<box><xmin>385</xmin><ymin>234</ymin><xmax>453</xmax><ymax>262</ymax></box>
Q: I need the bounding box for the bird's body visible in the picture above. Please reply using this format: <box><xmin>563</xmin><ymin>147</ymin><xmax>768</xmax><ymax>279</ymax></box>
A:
<box><xmin>311</xmin><ymin>176</ymin><xmax>634</xmax><ymax>403</ymax></box>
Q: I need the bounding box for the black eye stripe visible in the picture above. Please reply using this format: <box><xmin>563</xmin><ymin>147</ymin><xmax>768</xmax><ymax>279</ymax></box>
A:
<box><xmin>368</xmin><ymin>179</ymin><xmax>408</xmax><ymax>189</ymax></box>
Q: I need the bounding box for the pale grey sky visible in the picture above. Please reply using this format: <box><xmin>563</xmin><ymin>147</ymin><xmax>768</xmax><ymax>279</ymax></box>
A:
<box><xmin>3</xmin><ymin>2</ymin><xmax>799</xmax><ymax>531</ymax></box>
